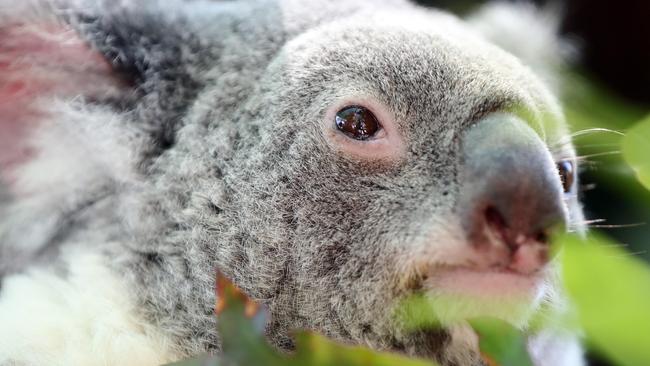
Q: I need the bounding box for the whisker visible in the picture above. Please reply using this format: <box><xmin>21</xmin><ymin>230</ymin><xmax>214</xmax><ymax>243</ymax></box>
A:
<box><xmin>626</xmin><ymin>250</ymin><xmax>648</xmax><ymax>256</ymax></box>
<box><xmin>579</xmin><ymin>167</ymin><xmax>600</xmax><ymax>175</ymax></box>
<box><xmin>579</xmin><ymin>183</ymin><xmax>597</xmax><ymax>192</ymax></box>
<box><xmin>587</xmin><ymin>222</ymin><xmax>646</xmax><ymax>229</ymax></box>
<box><xmin>573</xmin><ymin>143</ymin><xmax>621</xmax><ymax>149</ymax></box>
<box><xmin>575</xmin><ymin>151</ymin><xmax>621</xmax><ymax>159</ymax></box>
<box><xmin>570</xmin><ymin>128</ymin><xmax>625</xmax><ymax>139</ymax></box>
<box><xmin>598</xmin><ymin>243</ymin><xmax>631</xmax><ymax>248</ymax></box>
<box><xmin>580</xmin><ymin>219</ymin><xmax>606</xmax><ymax>225</ymax></box>
<box><xmin>553</xmin><ymin>128</ymin><xmax>625</xmax><ymax>148</ymax></box>
<box><xmin>575</xmin><ymin>157</ymin><xmax>612</xmax><ymax>165</ymax></box>
<box><xmin>604</xmin><ymin>250</ymin><xmax>647</xmax><ymax>259</ymax></box>
<box><xmin>579</xmin><ymin>160</ymin><xmax>602</xmax><ymax>166</ymax></box>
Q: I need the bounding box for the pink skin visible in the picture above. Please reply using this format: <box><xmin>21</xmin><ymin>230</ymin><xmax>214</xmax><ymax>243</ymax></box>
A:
<box><xmin>0</xmin><ymin>23</ymin><xmax>126</xmax><ymax>188</ymax></box>
<box><xmin>427</xmin><ymin>219</ymin><xmax>551</xmax><ymax>298</ymax></box>
<box><xmin>426</xmin><ymin>267</ymin><xmax>543</xmax><ymax>300</ymax></box>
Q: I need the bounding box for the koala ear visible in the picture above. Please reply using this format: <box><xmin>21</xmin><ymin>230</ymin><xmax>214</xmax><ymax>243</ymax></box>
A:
<box><xmin>63</xmin><ymin>1</ymin><xmax>222</xmax><ymax>155</ymax></box>
<box><xmin>466</xmin><ymin>2</ymin><xmax>575</xmax><ymax>93</ymax></box>
<box><xmin>0</xmin><ymin>1</ymin><xmax>218</xmax><ymax>183</ymax></box>
<box><xmin>68</xmin><ymin>2</ymin><xmax>208</xmax><ymax>89</ymax></box>
<box><xmin>0</xmin><ymin>1</ymin><xmax>128</xmax><ymax>176</ymax></box>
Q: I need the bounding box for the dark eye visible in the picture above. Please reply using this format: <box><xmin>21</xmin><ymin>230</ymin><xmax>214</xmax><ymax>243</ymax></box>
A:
<box><xmin>557</xmin><ymin>160</ymin><xmax>575</xmax><ymax>193</ymax></box>
<box><xmin>335</xmin><ymin>106</ymin><xmax>381</xmax><ymax>140</ymax></box>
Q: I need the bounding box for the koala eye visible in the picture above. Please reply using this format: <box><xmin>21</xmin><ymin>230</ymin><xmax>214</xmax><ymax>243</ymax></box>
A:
<box><xmin>335</xmin><ymin>106</ymin><xmax>381</xmax><ymax>140</ymax></box>
<box><xmin>557</xmin><ymin>160</ymin><xmax>575</xmax><ymax>193</ymax></box>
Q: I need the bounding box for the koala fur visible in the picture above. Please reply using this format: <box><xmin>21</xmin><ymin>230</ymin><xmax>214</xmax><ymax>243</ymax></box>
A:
<box><xmin>0</xmin><ymin>1</ymin><xmax>584</xmax><ymax>365</ymax></box>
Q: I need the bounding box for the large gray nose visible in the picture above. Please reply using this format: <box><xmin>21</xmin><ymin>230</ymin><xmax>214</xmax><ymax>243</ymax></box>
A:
<box><xmin>457</xmin><ymin>114</ymin><xmax>568</xmax><ymax>270</ymax></box>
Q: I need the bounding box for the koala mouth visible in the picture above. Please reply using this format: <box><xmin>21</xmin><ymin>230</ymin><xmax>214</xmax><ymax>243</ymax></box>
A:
<box><xmin>401</xmin><ymin>232</ymin><xmax>552</xmax><ymax>327</ymax></box>
<box><xmin>425</xmin><ymin>265</ymin><xmax>546</xmax><ymax>297</ymax></box>
<box><xmin>424</xmin><ymin>203</ymin><xmax>555</xmax><ymax>299</ymax></box>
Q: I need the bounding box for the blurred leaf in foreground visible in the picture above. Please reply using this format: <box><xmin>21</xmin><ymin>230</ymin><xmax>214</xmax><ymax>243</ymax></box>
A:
<box><xmin>292</xmin><ymin>332</ymin><xmax>434</xmax><ymax>366</ymax></box>
<box><xmin>558</xmin><ymin>233</ymin><xmax>650</xmax><ymax>366</ymax></box>
<box><xmin>168</xmin><ymin>271</ymin><xmax>281</xmax><ymax>366</ymax></box>
<box><xmin>214</xmin><ymin>272</ymin><xmax>283</xmax><ymax>365</ymax></box>
<box><xmin>170</xmin><ymin>272</ymin><xmax>438</xmax><ymax>366</ymax></box>
<box><xmin>470</xmin><ymin>318</ymin><xmax>534</xmax><ymax>366</ymax></box>
<box><xmin>395</xmin><ymin>293</ymin><xmax>441</xmax><ymax>331</ymax></box>
<box><xmin>622</xmin><ymin>114</ymin><xmax>650</xmax><ymax>191</ymax></box>
<box><xmin>396</xmin><ymin>293</ymin><xmax>535</xmax><ymax>366</ymax></box>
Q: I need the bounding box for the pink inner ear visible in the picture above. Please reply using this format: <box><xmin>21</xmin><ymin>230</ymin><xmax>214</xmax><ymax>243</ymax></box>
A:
<box><xmin>0</xmin><ymin>22</ymin><xmax>126</xmax><ymax>184</ymax></box>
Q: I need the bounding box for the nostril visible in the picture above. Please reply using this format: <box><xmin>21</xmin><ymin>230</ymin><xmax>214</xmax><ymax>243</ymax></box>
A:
<box><xmin>484</xmin><ymin>205</ymin><xmax>507</xmax><ymax>231</ymax></box>
<box><xmin>534</xmin><ymin>230</ymin><xmax>549</xmax><ymax>244</ymax></box>
<box><xmin>483</xmin><ymin>205</ymin><xmax>513</xmax><ymax>249</ymax></box>
<box><xmin>483</xmin><ymin>205</ymin><xmax>550</xmax><ymax>250</ymax></box>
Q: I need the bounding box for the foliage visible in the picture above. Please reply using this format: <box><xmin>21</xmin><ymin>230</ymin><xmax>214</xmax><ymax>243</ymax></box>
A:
<box><xmin>169</xmin><ymin>274</ymin><xmax>437</xmax><ymax>366</ymax></box>
<box><xmin>622</xmin><ymin>114</ymin><xmax>650</xmax><ymax>191</ymax></box>
<box><xmin>470</xmin><ymin>318</ymin><xmax>533</xmax><ymax>366</ymax></box>
<box><xmin>558</xmin><ymin>232</ymin><xmax>650</xmax><ymax>366</ymax></box>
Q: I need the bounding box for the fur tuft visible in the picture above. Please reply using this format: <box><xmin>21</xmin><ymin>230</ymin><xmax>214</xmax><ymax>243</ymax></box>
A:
<box><xmin>467</xmin><ymin>2</ymin><xmax>575</xmax><ymax>93</ymax></box>
<box><xmin>0</xmin><ymin>248</ymin><xmax>179</xmax><ymax>366</ymax></box>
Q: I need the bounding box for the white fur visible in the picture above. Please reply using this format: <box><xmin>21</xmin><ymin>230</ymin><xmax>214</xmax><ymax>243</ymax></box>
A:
<box><xmin>529</xmin><ymin>331</ymin><xmax>585</xmax><ymax>366</ymax></box>
<box><xmin>13</xmin><ymin>100</ymin><xmax>141</xmax><ymax>196</ymax></box>
<box><xmin>0</xmin><ymin>248</ymin><xmax>180</xmax><ymax>366</ymax></box>
<box><xmin>468</xmin><ymin>2</ymin><xmax>574</xmax><ymax>93</ymax></box>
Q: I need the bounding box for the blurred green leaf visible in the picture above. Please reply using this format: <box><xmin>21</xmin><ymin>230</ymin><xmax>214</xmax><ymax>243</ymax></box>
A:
<box><xmin>395</xmin><ymin>293</ymin><xmax>441</xmax><ymax>331</ymax></box>
<box><xmin>168</xmin><ymin>273</ymin><xmax>439</xmax><ymax>366</ymax></box>
<box><xmin>293</xmin><ymin>332</ymin><xmax>435</xmax><ymax>366</ymax></box>
<box><xmin>395</xmin><ymin>293</ymin><xmax>538</xmax><ymax>366</ymax></box>
<box><xmin>623</xmin><ymin>114</ymin><xmax>650</xmax><ymax>191</ymax></box>
<box><xmin>217</xmin><ymin>295</ymin><xmax>284</xmax><ymax>365</ymax></box>
<box><xmin>471</xmin><ymin>318</ymin><xmax>534</xmax><ymax>366</ymax></box>
<box><xmin>559</xmin><ymin>233</ymin><xmax>650</xmax><ymax>366</ymax></box>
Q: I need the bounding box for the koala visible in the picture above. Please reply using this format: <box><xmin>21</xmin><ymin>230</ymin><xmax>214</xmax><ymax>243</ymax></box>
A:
<box><xmin>0</xmin><ymin>0</ymin><xmax>585</xmax><ymax>365</ymax></box>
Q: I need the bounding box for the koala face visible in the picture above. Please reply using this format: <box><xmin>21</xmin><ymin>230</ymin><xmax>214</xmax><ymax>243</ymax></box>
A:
<box><xmin>183</xmin><ymin>6</ymin><xmax>581</xmax><ymax>362</ymax></box>
<box><xmin>0</xmin><ymin>1</ymin><xmax>582</xmax><ymax>364</ymax></box>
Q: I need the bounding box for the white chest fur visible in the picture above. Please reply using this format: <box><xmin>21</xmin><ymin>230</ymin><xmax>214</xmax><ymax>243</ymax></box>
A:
<box><xmin>0</xmin><ymin>249</ymin><xmax>180</xmax><ymax>366</ymax></box>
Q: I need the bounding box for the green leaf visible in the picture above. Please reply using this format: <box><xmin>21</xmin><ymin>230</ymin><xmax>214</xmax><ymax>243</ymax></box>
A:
<box><xmin>394</xmin><ymin>293</ymin><xmax>441</xmax><ymax>331</ymax></box>
<box><xmin>559</xmin><ymin>233</ymin><xmax>650</xmax><ymax>366</ymax></box>
<box><xmin>168</xmin><ymin>273</ymin><xmax>439</xmax><ymax>366</ymax></box>
<box><xmin>395</xmin><ymin>293</ymin><xmax>537</xmax><ymax>366</ymax></box>
<box><xmin>623</xmin><ymin>114</ymin><xmax>650</xmax><ymax>191</ymax></box>
<box><xmin>471</xmin><ymin>318</ymin><xmax>534</xmax><ymax>366</ymax></box>
<box><xmin>293</xmin><ymin>332</ymin><xmax>436</xmax><ymax>366</ymax></box>
<box><xmin>215</xmin><ymin>273</ymin><xmax>287</xmax><ymax>366</ymax></box>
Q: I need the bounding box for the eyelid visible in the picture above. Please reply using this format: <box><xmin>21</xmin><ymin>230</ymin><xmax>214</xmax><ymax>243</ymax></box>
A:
<box><xmin>321</xmin><ymin>97</ymin><xmax>405</xmax><ymax>162</ymax></box>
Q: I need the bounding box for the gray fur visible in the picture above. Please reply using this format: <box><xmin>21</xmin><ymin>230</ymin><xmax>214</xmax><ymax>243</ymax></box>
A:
<box><xmin>0</xmin><ymin>0</ymin><xmax>583</xmax><ymax>365</ymax></box>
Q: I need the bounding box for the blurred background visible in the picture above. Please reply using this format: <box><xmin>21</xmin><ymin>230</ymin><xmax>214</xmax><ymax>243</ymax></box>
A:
<box><xmin>416</xmin><ymin>1</ymin><xmax>650</xmax><ymax>364</ymax></box>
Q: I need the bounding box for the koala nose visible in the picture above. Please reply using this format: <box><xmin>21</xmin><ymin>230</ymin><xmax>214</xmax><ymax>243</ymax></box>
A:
<box><xmin>458</xmin><ymin>114</ymin><xmax>568</xmax><ymax>274</ymax></box>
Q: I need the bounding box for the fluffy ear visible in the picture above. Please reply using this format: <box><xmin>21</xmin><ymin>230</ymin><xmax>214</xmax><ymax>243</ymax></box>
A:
<box><xmin>0</xmin><ymin>1</ymin><xmax>218</xmax><ymax>182</ymax></box>
<box><xmin>466</xmin><ymin>2</ymin><xmax>575</xmax><ymax>93</ymax></box>
<box><xmin>0</xmin><ymin>1</ymin><xmax>127</xmax><ymax>177</ymax></box>
<box><xmin>66</xmin><ymin>1</ymin><xmax>219</xmax><ymax>153</ymax></box>
<box><xmin>0</xmin><ymin>0</ymin><xmax>221</xmax><ymax>272</ymax></box>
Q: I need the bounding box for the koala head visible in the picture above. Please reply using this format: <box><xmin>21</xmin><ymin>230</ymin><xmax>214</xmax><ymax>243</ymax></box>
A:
<box><xmin>2</xmin><ymin>0</ymin><xmax>582</xmax><ymax>364</ymax></box>
<box><xmin>140</xmin><ymin>1</ymin><xmax>580</xmax><ymax>361</ymax></box>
